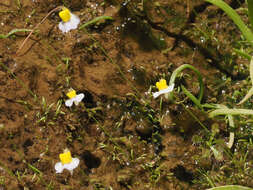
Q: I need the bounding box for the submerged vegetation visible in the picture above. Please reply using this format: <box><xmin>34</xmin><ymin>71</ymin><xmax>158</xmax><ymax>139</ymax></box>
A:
<box><xmin>0</xmin><ymin>0</ymin><xmax>253</xmax><ymax>189</ymax></box>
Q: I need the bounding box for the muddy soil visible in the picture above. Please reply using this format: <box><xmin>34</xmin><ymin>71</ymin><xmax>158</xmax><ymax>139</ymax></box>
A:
<box><xmin>0</xmin><ymin>0</ymin><xmax>252</xmax><ymax>190</ymax></box>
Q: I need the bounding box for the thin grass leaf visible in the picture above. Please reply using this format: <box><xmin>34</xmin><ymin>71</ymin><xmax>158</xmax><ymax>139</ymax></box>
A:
<box><xmin>217</xmin><ymin>104</ymin><xmax>235</xmax><ymax>148</ymax></box>
<box><xmin>233</xmin><ymin>48</ymin><xmax>251</xmax><ymax>60</ymax></box>
<box><xmin>168</xmin><ymin>64</ymin><xmax>204</xmax><ymax>103</ymax></box>
<box><xmin>207</xmin><ymin>185</ymin><xmax>253</xmax><ymax>190</ymax></box>
<box><xmin>79</xmin><ymin>16</ymin><xmax>114</xmax><ymax>30</ymax></box>
<box><xmin>209</xmin><ymin>108</ymin><xmax>253</xmax><ymax>117</ymax></box>
<box><xmin>238</xmin><ymin>57</ymin><xmax>253</xmax><ymax>104</ymax></box>
<box><xmin>181</xmin><ymin>85</ymin><xmax>203</xmax><ymax>110</ymax></box>
<box><xmin>0</xmin><ymin>29</ymin><xmax>32</xmax><ymax>39</ymax></box>
<box><xmin>238</xmin><ymin>86</ymin><xmax>253</xmax><ymax>105</ymax></box>
<box><xmin>28</xmin><ymin>163</ymin><xmax>42</xmax><ymax>175</ymax></box>
<box><xmin>248</xmin><ymin>0</ymin><xmax>253</xmax><ymax>30</ymax></box>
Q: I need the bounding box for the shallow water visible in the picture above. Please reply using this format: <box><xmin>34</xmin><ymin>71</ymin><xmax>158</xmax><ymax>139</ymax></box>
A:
<box><xmin>0</xmin><ymin>0</ymin><xmax>252</xmax><ymax>189</ymax></box>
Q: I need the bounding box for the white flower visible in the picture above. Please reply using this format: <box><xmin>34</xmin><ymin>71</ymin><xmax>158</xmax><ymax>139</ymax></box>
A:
<box><xmin>58</xmin><ymin>8</ymin><xmax>80</xmax><ymax>33</ymax></box>
<box><xmin>65</xmin><ymin>89</ymin><xmax>84</xmax><ymax>107</ymax></box>
<box><xmin>55</xmin><ymin>149</ymin><xmax>80</xmax><ymax>174</ymax></box>
<box><xmin>152</xmin><ymin>79</ymin><xmax>174</xmax><ymax>98</ymax></box>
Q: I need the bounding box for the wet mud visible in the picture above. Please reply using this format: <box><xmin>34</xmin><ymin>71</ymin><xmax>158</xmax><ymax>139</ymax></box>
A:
<box><xmin>0</xmin><ymin>0</ymin><xmax>251</xmax><ymax>189</ymax></box>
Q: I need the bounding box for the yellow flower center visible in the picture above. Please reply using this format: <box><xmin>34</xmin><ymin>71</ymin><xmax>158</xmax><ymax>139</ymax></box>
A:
<box><xmin>67</xmin><ymin>90</ymin><xmax>76</xmax><ymax>99</ymax></box>
<box><xmin>59</xmin><ymin>150</ymin><xmax>72</xmax><ymax>164</ymax></box>
<box><xmin>59</xmin><ymin>8</ymin><xmax>71</xmax><ymax>22</ymax></box>
<box><xmin>156</xmin><ymin>79</ymin><xmax>168</xmax><ymax>91</ymax></box>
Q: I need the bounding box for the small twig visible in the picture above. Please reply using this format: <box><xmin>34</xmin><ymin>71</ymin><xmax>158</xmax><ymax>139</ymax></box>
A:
<box><xmin>16</xmin><ymin>6</ymin><xmax>63</xmax><ymax>55</ymax></box>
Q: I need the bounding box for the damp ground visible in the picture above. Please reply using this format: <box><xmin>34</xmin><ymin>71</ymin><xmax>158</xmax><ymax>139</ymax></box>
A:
<box><xmin>0</xmin><ymin>0</ymin><xmax>253</xmax><ymax>190</ymax></box>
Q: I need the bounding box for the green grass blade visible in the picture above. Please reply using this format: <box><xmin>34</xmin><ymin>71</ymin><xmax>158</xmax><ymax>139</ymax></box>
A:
<box><xmin>233</xmin><ymin>48</ymin><xmax>251</xmax><ymax>60</ymax></box>
<box><xmin>0</xmin><ymin>29</ymin><xmax>32</xmax><ymax>39</ymax></box>
<box><xmin>250</xmin><ymin>56</ymin><xmax>253</xmax><ymax>85</ymax></box>
<box><xmin>238</xmin><ymin>57</ymin><xmax>253</xmax><ymax>104</ymax></box>
<box><xmin>169</xmin><ymin>64</ymin><xmax>204</xmax><ymax>103</ymax></box>
<box><xmin>79</xmin><ymin>16</ymin><xmax>114</xmax><ymax>30</ymax></box>
<box><xmin>248</xmin><ymin>0</ymin><xmax>253</xmax><ymax>30</ymax></box>
<box><xmin>238</xmin><ymin>86</ymin><xmax>253</xmax><ymax>105</ymax></box>
<box><xmin>205</xmin><ymin>0</ymin><xmax>253</xmax><ymax>45</ymax></box>
<box><xmin>181</xmin><ymin>85</ymin><xmax>203</xmax><ymax>110</ymax></box>
<box><xmin>209</xmin><ymin>108</ymin><xmax>253</xmax><ymax>117</ymax></box>
<box><xmin>207</xmin><ymin>185</ymin><xmax>253</xmax><ymax>190</ymax></box>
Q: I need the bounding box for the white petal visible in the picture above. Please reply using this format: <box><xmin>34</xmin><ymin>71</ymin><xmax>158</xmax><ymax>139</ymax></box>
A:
<box><xmin>55</xmin><ymin>162</ymin><xmax>64</xmax><ymax>173</ymax></box>
<box><xmin>73</xmin><ymin>93</ymin><xmax>84</xmax><ymax>105</ymax></box>
<box><xmin>58</xmin><ymin>13</ymin><xmax>80</xmax><ymax>33</ymax></box>
<box><xmin>152</xmin><ymin>83</ymin><xmax>175</xmax><ymax>98</ymax></box>
<box><xmin>65</xmin><ymin>99</ymin><xmax>74</xmax><ymax>107</ymax></box>
<box><xmin>64</xmin><ymin>158</ymin><xmax>80</xmax><ymax>171</ymax></box>
<box><xmin>55</xmin><ymin>158</ymin><xmax>80</xmax><ymax>174</ymax></box>
<box><xmin>153</xmin><ymin>91</ymin><xmax>162</xmax><ymax>99</ymax></box>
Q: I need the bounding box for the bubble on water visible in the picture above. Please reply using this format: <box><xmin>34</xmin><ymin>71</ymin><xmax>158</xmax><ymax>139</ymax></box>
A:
<box><xmin>115</xmin><ymin>26</ymin><xmax>120</xmax><ymax>31</ymax></box>
<box><xmin>200</xmin><ymin>36</ymin><xmax>206</xmax><ymax>43</ymax></box>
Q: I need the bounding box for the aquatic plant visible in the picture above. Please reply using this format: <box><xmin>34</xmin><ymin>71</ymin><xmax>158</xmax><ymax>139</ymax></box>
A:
<box><xmin>207</xmin><ymin>185</ymin><xmax>253</xmax><ymax>190</ymax></box>
<box><xmin>55</xmin><ymin>149</ymin><xmax>80</xmax><ymax>174</ymax></box>
<box><xmin>58</xmin><ymin>8</ymin><xmax>80</xmax><ymax>33</ymax></box>
<box><xmin>0</xmin><ymin>29</ymin><xmax>32</xmax><ymax>39</ymax></box>
<box><xmin>65</xmin><ymin>89</ymin><xmax>84</xmax><ymax>107</ymax></box>
<box><xmin>79</xmin><ymin>16</ymin><xmax>114</xmax><ymax>30</ymax></box>
<box><xmin>152</xmin><ymin>79</ymin><xmax>174</xmax><ymax>99</ymax></box>
<box><xmin>167</xmin><ymin>64</ymin><xmax>204</xmax><ymax>110</ymax></box>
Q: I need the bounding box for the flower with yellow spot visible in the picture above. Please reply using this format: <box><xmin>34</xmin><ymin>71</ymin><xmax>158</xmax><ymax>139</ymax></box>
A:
<box><xmin>58</xmin><ymin>8</ymin><xmax>80</xmax><ymax>33</ymax></box>
<box><xmin>55</xmin><ymin>149</ymin><xmax>80</xmax><ymax>174</ymax></box>
<box><xmin>153</xmin><ymin>79</ymin><xmax>174</xmax><ymax>98</ymax></box>
<box><xmin>65</xmin><ymin>89</ymin><xmax>84</xmax><ymax>107</ymax></box>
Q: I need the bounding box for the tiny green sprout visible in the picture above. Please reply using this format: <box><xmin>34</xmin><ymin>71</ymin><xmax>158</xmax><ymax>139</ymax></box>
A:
<box><xmin>62</xmin><ymin>57</ymin><xmax>71</xmax><ymax>70</ymax></box>
<box><xmin>55</xmin><ymin>100</ymin><xmax>65</xmax><ymax>117</ymax></box>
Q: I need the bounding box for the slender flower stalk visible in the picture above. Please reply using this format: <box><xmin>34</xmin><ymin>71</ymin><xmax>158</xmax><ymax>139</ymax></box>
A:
<box><xmin>16</xmin><ymin>6</ymin><xmax>63</xmax><ymax>55</ymax></box>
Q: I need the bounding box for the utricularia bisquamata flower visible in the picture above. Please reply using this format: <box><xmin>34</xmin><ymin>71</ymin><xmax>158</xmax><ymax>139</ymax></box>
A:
<box><xmin>65</xmin><ymin>89</ymin><xmax>84</xmax><ymax>107</ymax></box>
<box><xmin>55</xmin><ymin>149</ymin><xmax>80</xmax><ymax>174</ymax></box>
<box><xmin>58</xmin><ymin>8</ymin><xmax>80</xmax><ymax>33</ymax></box>
<box><xmin>152</xmin><ymin>79</ymin><xmax>174</xmax><ymax>99</ymax></box>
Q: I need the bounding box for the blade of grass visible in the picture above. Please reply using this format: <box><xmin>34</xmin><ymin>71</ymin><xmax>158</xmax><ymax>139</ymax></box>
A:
<box><xmin>207</xmin><ymin>185</ymin><xmax>253</xmax><ymax>190</ymax></box>
<box><xmin>168</xmin><ymin>64</ymin><xmax>204</xmax><ymax>104</ymax></box>
<box><xmin>181</xmin><ymin>85</ymin><xmax>203</xmax><ymax>110</ymax></box>
<box><xmin>238</xmin><ymin>57</ymin><xmax>253</xmax><ymax>104</ymax></box>
<box><xmin>209</xmin><ymin>108</ymin><xmax>253</xmax><ymax>117</ymax></box>
<box><xmin>233</xmin><ymin>48</ymin><xmax>251</xmax><ymax>60</ymax></box>
<box><xmin>79</xmin><ymin>16</ymin><xmax>114</xmax><ymax>30</ymax></box>
<box><xmin>248</xmin><ymin>0</ymin><xmax>253</xmax><ymax>30</ymax></box>
<box><xmin>0</xmin><ymin>29</ymin><xmax>32</xmax><ymax>39</ymax></box>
